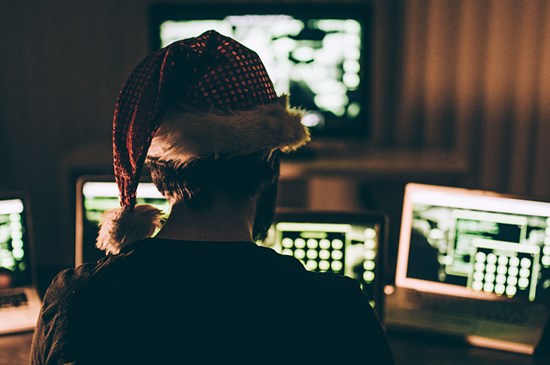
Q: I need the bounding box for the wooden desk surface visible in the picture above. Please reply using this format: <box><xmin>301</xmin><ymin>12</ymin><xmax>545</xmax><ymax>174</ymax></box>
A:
<box><xmin>2</xmin><ymin>330</ymin><xmax>548</xmax><ymax>365</ymax></box>
<box><xmin>387</xmin><ymin>329</ymin><xmax>550</xmax><ymax>365</ymax></box>
<box><xmin>0</xmin><ymin>332</ymin><xmax>32</xmax><ymax>365</ymax></box>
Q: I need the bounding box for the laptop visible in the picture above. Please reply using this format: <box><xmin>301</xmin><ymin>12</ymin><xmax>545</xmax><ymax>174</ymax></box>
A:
<box><xmin>0</xmin><ymin>193</ymin><xmax>42</xmax><ymax>334</ymax></box>
<box><xmin>385</xmin><ymin>183</ymin><xmax>550</xmax><ymax>354</ymax></box>
<box><xmin>75</xmin><ymin>176</ymin><xmax>170</xmax><ymax>266</ymax></box>
<box><xmin>263</xmin><ymin>209</ymin><xmax>388</xmax><ymax>320</ymax></box>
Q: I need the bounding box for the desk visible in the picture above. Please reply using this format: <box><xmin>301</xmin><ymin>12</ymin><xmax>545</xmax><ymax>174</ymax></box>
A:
<box><xmin>0</xmin><ymin>332</ymin><xmax>32</xmax><ymax>365</ymax></box>
<box><xmin>387</xmin><ymin>330</ymin><xmax>550</xmax><ymax>365</ymax></box>
<box><xmin>2</xmin><ymin>330</ymin><xmax>548</xmax><ymax>365</ymax></box>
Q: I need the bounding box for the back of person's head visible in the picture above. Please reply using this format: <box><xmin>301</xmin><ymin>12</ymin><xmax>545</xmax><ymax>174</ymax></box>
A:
<box><xmin>147</xmin><ymin>152</ymin><xmax>279</xmax><ymax>208</ymax></box>
<box><xmin>96</xmin><ymin>30</ymin><xmax>309</xmax><ymax>254</ymax></box>
<box><xmin>147</xmin><ymin>151</ymin><xmax>280</xmax><ymax>242</ymax></box>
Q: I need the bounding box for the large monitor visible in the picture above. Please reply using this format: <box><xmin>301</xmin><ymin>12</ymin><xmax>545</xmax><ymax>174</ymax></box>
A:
<box><xmin>149</xmin><ymin>3</ymin><xmax>373</xmax><ymax>137</ymax></box>
<box><xmin>0</xmin><ymin>193</ymin><xmax>42</xmax><ymax>335</ymax></box>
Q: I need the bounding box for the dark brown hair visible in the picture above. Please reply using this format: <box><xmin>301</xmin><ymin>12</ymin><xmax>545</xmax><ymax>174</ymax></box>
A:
<box><xmin>146</xmin><ymin>151</ymin><xmax>280</xmax><ymax>208</ymax></box>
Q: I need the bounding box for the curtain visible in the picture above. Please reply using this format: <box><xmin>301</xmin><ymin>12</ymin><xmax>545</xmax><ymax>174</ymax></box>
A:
<box><xmin>372</xmin><ymin>0</ymin><xmax>550</xmax><ymax>198</ymax></box>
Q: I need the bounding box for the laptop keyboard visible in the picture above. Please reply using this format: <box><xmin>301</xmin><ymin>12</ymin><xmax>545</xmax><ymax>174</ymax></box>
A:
<box><xmin>0</xmin><ymin>290</ymin><xmax>29</xmax><ymax>309</ymax></box>
<box><xmin>413</xmin><ymin>292</ymin><xmax>530</xmax><ymax>324</ymax></box>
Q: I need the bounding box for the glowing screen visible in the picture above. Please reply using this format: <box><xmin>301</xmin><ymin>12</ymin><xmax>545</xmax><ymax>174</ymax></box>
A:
<box><xmin>155</xmin><ymin>12</ymin><xmax>367</xmax><ymax>134</ymax></box>
<box><xmin>407</xmin><ymin>195</ymin><xmax>550</xmax><ymax>303</ymax></box>
<box><xmin>0</xmin><ymin>198</ymin><xmax>31</xmax><ymax>288</ymax></box>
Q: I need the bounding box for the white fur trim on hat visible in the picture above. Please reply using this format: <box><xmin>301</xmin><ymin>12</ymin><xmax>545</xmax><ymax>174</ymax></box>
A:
<box><xmin>96</xmin><ymin>205</ymin><xmax>164</xmax><ymax>255</ymax></box>
<box><xmin>147</xmin><ymin>96</ymin><xmax>310</xmax><ymax>166</ymax></box>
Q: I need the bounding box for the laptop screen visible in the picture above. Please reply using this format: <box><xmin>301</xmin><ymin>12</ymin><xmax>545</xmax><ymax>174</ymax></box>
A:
<box><xmin>396</xmin><ymin>183</ymin><xmax>550</xmax><ymax>303</ymax></box>
<box><xmin>263</xmin><ymin>210</ymin><xmax>388</xmax><ymax>315</ymax></box>
<box><xmin>75</xmin><ymin>177</ymin><xmax>170</xmax><ymax>266</ymax></box>
<box><xmin>0</xmin><ymin>195</ymin><xmax>32</xmax><ymax>289</ymax></box>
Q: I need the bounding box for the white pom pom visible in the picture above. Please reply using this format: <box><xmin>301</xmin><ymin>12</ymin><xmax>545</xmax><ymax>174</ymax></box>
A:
<box><xmin>96</xmin><ymin>205</ymin><xmax>164</xmax><ymax>255</ymax></box>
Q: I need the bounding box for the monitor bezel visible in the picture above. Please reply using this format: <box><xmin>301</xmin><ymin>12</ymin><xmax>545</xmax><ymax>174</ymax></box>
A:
<box><xmin>148</xmin><ymin>2</ymin><xmax>374</xmax><ymax>139</ymax></box>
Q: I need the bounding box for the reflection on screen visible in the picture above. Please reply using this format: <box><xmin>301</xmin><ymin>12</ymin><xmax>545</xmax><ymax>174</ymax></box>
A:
<box><xmin>80</xmin><ymin>182</ymin><xmax>170</xmax><ymax>263</ymax></box>
<box><xmin>407</xmin><ymin>203</ymin><xmax>550</xmax><ymax>302</ymax></box>
<box><xmin>264</xmin><ymin>222</ymin><xmax>379</xmax><ymax>307</ymax></box>
<box><xmin>0</xmin><ymin>199</ymin><xmax>30</xmax><ymax>288</ymax></box>
<box><xmin>159</xmin><ymin>15</ymin><xmax>363</xmax><ymax>131</ymax></box>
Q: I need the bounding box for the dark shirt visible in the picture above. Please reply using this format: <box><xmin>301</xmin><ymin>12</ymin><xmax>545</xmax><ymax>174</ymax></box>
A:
<box><xmin>31</xmin><ymin>239</ymin><xmax>394</xmax><ymax>364</ymax></box>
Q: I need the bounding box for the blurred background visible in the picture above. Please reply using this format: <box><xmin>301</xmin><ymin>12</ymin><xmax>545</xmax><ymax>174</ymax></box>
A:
<box><xmin>1</xmin><ymin>0</ymin><xmax>550</xmax><ymax>287</ymax></box>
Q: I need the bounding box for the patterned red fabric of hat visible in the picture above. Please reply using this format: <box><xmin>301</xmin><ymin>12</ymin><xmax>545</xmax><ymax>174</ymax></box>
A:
<box><xmin>112</xmin><ymin>30</ymin><xmax>279</xmax><ymax>210</ymax></box>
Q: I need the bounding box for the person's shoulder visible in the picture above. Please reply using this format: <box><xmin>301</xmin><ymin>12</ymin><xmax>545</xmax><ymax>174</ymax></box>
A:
<box><xmin>255</xmin><ymin>244</ymin><xmax>308</xmax><ymax>272</ymax></box>
<box><xmin>308</xmin><ymin>270</ymin><xmax>366</xmax><ymax>304</ymax></box>
<box><xmin>308</xmin><ymin>268</ymin><xmax>360</xmax><ymax>288</ymax></box>
<box><xmin>257</xmin><ymin>246</ymin><xmax>365</xmax><ymax>302</ymax></box>
<box><xmin>43</xmin><ymin>260</ymin><xmax>103</xmax><ymax>300</ymax></box>
<box><xmin>305</xmin><ymin>272</ymin><xmax>394</xmax><ymax>364</ymax></box>
<box><xmin>273</xmin><ymin>263</ymin><xmax>393</xmax><ymax>364</ymax></box>
<box><xmin>256</xmin><ymin>245</ymin><xmax>361</xmax><ymax>286</ymax></box>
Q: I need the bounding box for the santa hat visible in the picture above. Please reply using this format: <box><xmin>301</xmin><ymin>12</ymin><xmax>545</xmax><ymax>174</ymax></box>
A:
<box><xmin>96</xmin><ymin>30</ymin><xmax>310</xmax><ymax>255</ymax></box>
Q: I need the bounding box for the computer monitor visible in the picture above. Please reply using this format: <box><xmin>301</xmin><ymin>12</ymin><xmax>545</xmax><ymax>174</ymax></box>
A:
<box><xmin>0</xmin><ymin>193</ymin><xmax>42</xmax><ymax>335</ymax></box>
<box><xmin>149</xmin><ymin>3</ymin><xmax>373</xmax><ymax>137</ymax></box>
<box><xmin>263</xmin><ymin>209</ymin><xmax>388</xmax><ymax>319</ymax></box>
<box><xmin>396</xmin><ymin>183</ymin><xmax>550</xmax><ymax>304</ymax></box>
<box><xmin>386</xmin><ymin>184</ymin><xmax>550</xmax><ymax>354</ymax></box>
<box><xmin>0</xmin><ymin>194</ymin><xmax>34</xmax><ymax>289</ymax></box>
<box><xmin>75</xmin><ymin>177</ymin><xmax>170</xmax><ymax>266</ymax></box>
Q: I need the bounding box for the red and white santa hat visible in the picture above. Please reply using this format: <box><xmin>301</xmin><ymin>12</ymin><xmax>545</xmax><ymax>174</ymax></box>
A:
<box><xmin>96</xmin><ymin>30</ymin><xmax>310</xmax><ymax>254</ymax></box>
